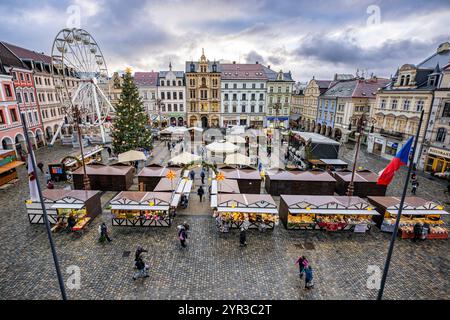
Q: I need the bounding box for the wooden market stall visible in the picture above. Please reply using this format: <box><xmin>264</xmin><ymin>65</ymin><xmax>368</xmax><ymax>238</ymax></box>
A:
<box><xmin>211</xmin><ymin>193</ymin><xmax>278</xmax><ymax>230</ymax></box>
<box><xmin>137</xmin><ymin>166</ymin><xmax>182</xmax><ymax>191</ymax></box>
<box><xmin>265</xmin><ymin>170</ymin><xmax>336</xmax><ymax>196</ymax></box>
<box><xmin>217</xmin><ymin>168</ymin><xmax>261</xmax><ymax>194</ymax></box>
<box><xmin>368</xmin><ymin>196</ymin><xmax>448</xmax><ymax>239</ymax></box>
<box><xmin>72</xmin><ymin>164</ymin><xmax>134</xmax><ymax>191</ymax></box>
<box><xmin>0</xmin><ymin>149</ymin><xmax>24</xmax><ymax>187</ymax></box>
<box><xmin>25</xmin><ymin>189</ymin><xmax>102</xmax><ymax>231</ymax></box>
<box><xmin>211</xmin><ymin>178</ymin><xmax>240</xmax><ymax>194</ymax></box>
<box><xmin>48</xmin><ymin>145</ymin><xmax>103</xmax><ymax>182</ymax></box>
<box><xmin>333</xmin><ymin>170</ymin><xmax>387</xmax><ymax>197</ymax></box>
<box><xmin>109</xmin><ymin>191</ymin><xmax>175</xmax><ymax>227</ymax></box>
<box><xmin>279</xmin><ymin>195</ymin><xmax>378</xmax><ymax>232</ymax></box>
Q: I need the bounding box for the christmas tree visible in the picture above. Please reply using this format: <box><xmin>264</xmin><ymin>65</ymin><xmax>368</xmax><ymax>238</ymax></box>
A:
<box><xmin>111</xmin><ymin>68</ymin><xmax>152</xmax><ymax>154</ymax></box>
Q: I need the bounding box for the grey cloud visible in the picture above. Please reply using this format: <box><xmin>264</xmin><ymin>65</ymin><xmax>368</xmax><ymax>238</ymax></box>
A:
<box><xmin>244</xmin><ymin>50</ymin><xmax>265</xmax><ymax>64</ymax></box>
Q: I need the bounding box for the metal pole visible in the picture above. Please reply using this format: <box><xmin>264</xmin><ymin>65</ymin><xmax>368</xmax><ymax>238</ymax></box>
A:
<box><xmin>74</xmin><ymin>107</ymin><xmax>91</xmax><ymax>190</ymax></box>
<box><xmin>377</xmin><ymin>109</ymin><xmax>425</xmax><ymax>300</ymax></box>
<box><xmin>20</xmin><ymin>113</ymin><xmax>67</xmax><ymax>300</ymax></box>
<box><xmin>347</xmin><ymin>129</ymin><xmax>361</xmax><ymax>196</ymax></box>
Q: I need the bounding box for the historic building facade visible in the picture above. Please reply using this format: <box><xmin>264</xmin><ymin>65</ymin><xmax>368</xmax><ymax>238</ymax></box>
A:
<box><xmin>134</xmin><ymin>71</ymin><xmax>158</xmax><ymax>125</ymax></box>
<box><xmin>264</xmin><ymin>68</ymin><xmax>294</xmax><ymax>128</ymax></box>
<box><xmin>289</xmin><ymin>82</ymin><xmax>306</xmax><ymax>129</ymax></box>
<box><xmin>220</xmin><ymin>62</ymin><xmax>267</xmax><ymax>128</ymax></box>
<box><xmin>185</xmin><ymin>50</ymin><xmax>221</xmax><ymax>128</ymax></box>
<box><xmin>158</xmin><ymin>64</ymin><xmax>186</xmax><ymax>126</ymax></box>
<box><xmin>298</xmin><ymin>78</ymin><xmax>332</xmax><ymax>132</ymax></box>
<box><xmin>367</xmin><ymin>42</ymin><xmax>450</xmax><ymax>168</ymax></box>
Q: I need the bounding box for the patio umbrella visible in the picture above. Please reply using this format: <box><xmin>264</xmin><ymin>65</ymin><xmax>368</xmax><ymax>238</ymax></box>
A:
<box><xmin>224</xmin><ymin>153</ymin><xmax>251</xmax><ymax>166</ymax></box>
<box><xmin>118</xmin><ymin>150</ymin><xmax>147</xmax><ymax>163</ymax></box>
<box><xmin>170</xmin><ymin>152</ymin><xmax>201</xmax><ymax>165</ymax></box>
<box><xmin>206</xmin><ymin>141</ymin><xmax>239</xmax><ymax>153</ymax></box>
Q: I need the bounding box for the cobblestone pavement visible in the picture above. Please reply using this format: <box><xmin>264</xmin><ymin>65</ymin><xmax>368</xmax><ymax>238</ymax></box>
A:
<box><xmin>0</xmin><ymin>141</ymin><xmax>448</xmax><ymax>300</ymax></box>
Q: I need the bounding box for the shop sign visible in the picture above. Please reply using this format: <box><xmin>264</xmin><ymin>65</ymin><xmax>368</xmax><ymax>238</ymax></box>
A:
<box><xmin>387</xmin><ymin>141</ymin><xmax>398</xmax><ymax>148</ymax></box>
<box><xmin>428</xmin><ymin>147</ymin><xmax>450</xmax><ymax>158</ymax></box>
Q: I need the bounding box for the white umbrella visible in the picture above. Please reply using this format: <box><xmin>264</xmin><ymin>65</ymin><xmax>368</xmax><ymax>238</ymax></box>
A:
<box><xmin>225</xmin><ymin>153</ymin><xmax>252</xmax><ymax>166</ymax></box>
<box><xmin>226</xmin><ymin>135</ymin><xmax>246</xmax><ymax>144</ymax></box>
<box><xmin>118</xmin><ymin>150</ymin><xmax>147</xmax><ymax>163</ymax></box>
<box><xmin>206</xmin><ymin>141</ymin><xmax>239</xmax><ymax>153</ymax></box>
<box><xmin>170</xmin><ymin>152</ymin><xmax>201</xmax><ymax>165</ymax></box>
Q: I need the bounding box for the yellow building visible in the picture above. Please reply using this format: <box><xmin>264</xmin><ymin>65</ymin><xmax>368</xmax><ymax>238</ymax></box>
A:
<box><xmin>185</xmin><ymin>49</ymin><xmax>221</xmax><ymax>128</ymax></box>
<box><xmin>298</xmin><ymin>78</ymin><xmax>332</xmax><ymax>131</ymax></box>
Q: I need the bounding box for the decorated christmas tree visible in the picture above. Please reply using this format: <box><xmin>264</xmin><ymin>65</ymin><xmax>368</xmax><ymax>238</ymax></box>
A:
<box><xmin>111</xmin><ymin>68</ymin><xmax>152</xmax><ymax>154</ymax></box>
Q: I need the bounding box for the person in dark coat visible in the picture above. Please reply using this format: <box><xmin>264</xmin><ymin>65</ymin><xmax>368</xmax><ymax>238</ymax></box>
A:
<box><xmin>411</xmin><ymin>179</ymin><xmax>419</xmax><ymax>195</ymax></box>
<box><xmin>239</xmin><ymin>228</ymin><xmax>247</xmax><ymax>247</ymax></box>
<box><xmin>413</xmin><ymin>222</ymin><xmax>422</xmax><ymax>242</ymax></box>
<box><xmin>197</xmin><ymin>186</ymin><xmax>205</xmax><ymax>202</ymax></box>
<box><xmin>189</xmin><ymin>170</ymin><xmax>195</xmax><ymax>181</ymax></box>
<box><xmin>67</xmin><ymin>215</ymin><xmax>77</xmax><ymax>231</ymax></box>
<box><xmin>304</xmin><ymin>266</ymin><xmax>314</xmax><ymax>289</ymax></box>
<box><xmin>178</xmin><ymin>224</ymin><xmax>188</xmax><ymax>248</ymax></box>
<box><xmin>37</xmin><ymin>162</ymin><xmax>44</xmax><ymax>173</ymax></box>
<box><xmin>135</xmin><ymin>245</ymin><xmax>148</xmax><ymax>261</ymax></box>
<box><xmin>200</xmin><ymin>169</ymin><xmax>206</xmax><ymax>184</ymax></box>
<box><xmin>100</xmin><ymin>222</ymin><xmax>112</xmax><ymax>242</ymax></box>
<box><xmin>133</xmin><ymin>256</ymin><xmax>149</xmax><ymax>280</ymax></box>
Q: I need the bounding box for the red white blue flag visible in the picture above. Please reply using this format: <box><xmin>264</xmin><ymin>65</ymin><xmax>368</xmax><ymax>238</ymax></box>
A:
<box><xmin>377</xmin><ymin>136</ymin><xmax>414</xmax><ymax>186</ymax></box>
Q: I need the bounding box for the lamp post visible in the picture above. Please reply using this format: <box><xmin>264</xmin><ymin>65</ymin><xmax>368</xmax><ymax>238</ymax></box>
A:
<box><xmin>273</xmin><ymin>102</ymin><xmax>282</xmax><ymax>129</ymax></box>
<box><xmin>73</xmin><ymin>104</ymin><xmax>91</xmax><ymax>190</ymax></box>
<box><xmin>156</xmin><ymin>98</ymin><xmax>164</xmax><ymax>130</ymax></box>
<box><xmin>346</xmin><ymin>112</ymin><xmax>376</xmax><ymax>196</ymax></box>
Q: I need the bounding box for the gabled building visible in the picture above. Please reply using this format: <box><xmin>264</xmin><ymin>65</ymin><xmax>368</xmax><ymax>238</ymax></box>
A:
<box><xmin>290</xmin><ymin>82</ymin><xmax>306</xmax><ymax>129</ymax></box>
<box><xmin>158</xmin><ymin>63</ymin><xmax>186</xmax><ymax>127</ymax></box>
<box><xmin>220</xmin><ymin>62</ymin><xmax>267</xmax><ymax>128</ymax></box>
<box><xmin>134</xmin><ymin>71</ymin><xmax>158</xmax><ymax>125</ymax></box>
<box><xmin>367</xmin><ymin>42</ymin><xmax>450</xmax><ymax>168</ymax></box>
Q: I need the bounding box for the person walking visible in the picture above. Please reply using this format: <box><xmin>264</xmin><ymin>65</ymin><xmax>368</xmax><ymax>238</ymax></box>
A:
<box><xmin>413</xmin><ymin>222</ymin><xmax>422</xmax><ymax>242</ymax></box>
<box><xmin>200</xmin><ymin>169</ymin><xmax>206</xmax><ymax>185</ymax></box>
<box><xmin>177</xmin><ymin>223</ymin><xmax>189</xmax><ymax>248</ymax></box>
<box><xmin>411</xmin><ymin>179</ymin><xmax>419</xmax><ymax>195</ymax></box>
<box><xmin>37</xmin><ymin>161</ymin><xmax>44</xmax><ymax>173</ymax></box>
<box><xmin>239</xmin><ymin>227</ymin><xmax>247</xmax><ymax>247</ymax></box>
<box><xmin>133</xmin><ymin>256</ymin><xmax>149</xmax><ymax>280</ymax></box>
<box><xmin>135</xmin><ymin>245</ymin><xmax>148</xmax><ymax>262</ymax></box>
<box><xmin>421</xmin><ymin>222</ymin><xmax>430</xmax><ymax>240</ymax></box>
<box><xmin>295</xmin><ymin>256</ymin><xmax>309</xmax><ymax>279</ymax></box>
<box><xmin>189</xmin><ymin>169</ymin><xmax>195</xmax><ymax>181</ymax></box>
<box><xmin>304</xmin><ymin>266</ymin><xmax>314</xmax><ymax>290</ymax></box>
<box><xmin>99</xmin><ymin>222</ymin><xmax>112</xmax><ymax>243</ymax></box>
<box><xmin>197</xmin><ymin>185</ymin><xmax>205</xmax><ymax>202</ymax></box>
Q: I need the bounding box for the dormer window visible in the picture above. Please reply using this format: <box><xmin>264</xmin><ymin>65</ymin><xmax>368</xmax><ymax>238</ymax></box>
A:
<box><xmin>400</xmin><ymin>75</ymin><xmax>405</xmax><ymax>86</ymax></box>
<box><xmin>190</xmin><ymin>63</ymin><xmax>195</xmax><ymax>72</ymax></box>
<box><xmin>405</xmin><ymin>75</ymin><xmax>410</xmax><ymax>85</ymax></box>
<box><xmin>428</xmin><ymin>75</ymin><xmax>438</xmax><ymax>87</ymax></box>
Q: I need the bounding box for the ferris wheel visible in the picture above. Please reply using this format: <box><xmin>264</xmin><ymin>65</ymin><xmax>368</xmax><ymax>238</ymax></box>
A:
<box><xmin>50</xmin><ymin>28</ymin><xmax>115</xmax><ymax>145</ymax></box>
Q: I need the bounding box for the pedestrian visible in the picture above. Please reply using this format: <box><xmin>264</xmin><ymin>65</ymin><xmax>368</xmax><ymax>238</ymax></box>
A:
<box><xmin>421</xmin><ymin>222</ymin><xmax>430</xmax><ymax>240</ymax></box>
<box><xmin>135</xmin><ymin>245</ymin><xmax>148</xmax><ymax>262</ymax></box>
<box><xmin>99</xmin><ymin>222</ymin><xmax>112</xmax><ymax>242</ymax></box>
<box><xmin>167</xmin><ymin>143</ymin><xmax>171</xmax><ymax>151</ymax></box>
<box><xmin>67</xmin><ymin>215</ymin><xmax>77</xmax><ymax>231</ymax></box>
<box><xmin>172</xmin><ymin>142</ymin><xmax>175</xmax><ymax>150</ymax></box>
<box><xmin>304</xmin><ymin>266</ymin><xmax>314</xmax><ymax>290</ymax></box>
<box><xmin>197</xmin><ymin>185</ymin><xmax>205</xmax><ymax>202</ymax></box>
<box><xmin>47</xmin><ymin>180</ymin><xmax>54</xmax><ymax>189</ymax></box>
<box><xmin>134</xmin><ymin>161</ymin><xmax>139</xmax><ymax>170</ymax></box>
<box><xmin>132</xmin><ymin>256</ymin><xmax>149</xmax><ymax>280</ymax></box>
<box><xmin>189</xmin><ymin>169</ymin><xmax>195</xmax><ymax>181</ymax></box>
<box><xmin>45</xmin><ymin>171</ymin><xmax>51</xmax><ymax>184</ymax></box>
<box><xmin>295</xmin><ymin>255</ymin><xmax>309</xmax><ymax>279</ymax></box>
<box><xmin>239</xmin><ymin>227</ymin><xmax>247</xmax><ymax>247</ymax></box>
<box><xmin>200</xmin><ymin>169</ymin><xmax>206</xmax><ymax>185</ymax></box>
<box><xmin>413</xmin><ymin>222</ymin><xmax>422</xmax><ymax>242</ymax></box>
<box><xmin>37</xmin><ymin>161</ymin><xmax>44</xmax><ymax>173</ymax></box>
<box><xmin>178</xmin><ymin>223</ymin><xmax>188</xmax><ymax>248</ymax></box>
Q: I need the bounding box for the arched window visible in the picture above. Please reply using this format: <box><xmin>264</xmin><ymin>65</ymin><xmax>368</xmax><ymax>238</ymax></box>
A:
<box><xmin>436</xmin><ymin>128</ymin><xmax>447</xmax><ymax>142</ymax></box>
<box><xmin>161</xmin><ymin>80</ymin><xmax>165</xmax><ymax>86</ymax></box>
<box><xmin>172</xmin><ymin>80</ymin><xmax>176</xmax><ymax>86</ymax></box>
<box><xmin>400</xmin><ymin>75</ymin><xmax>405</xmax><ymax>86</ymax></box>
<box><xmin>202</xmin><ymin>77</ymin><xmax>206</xmax><ymax>86</ymax></box>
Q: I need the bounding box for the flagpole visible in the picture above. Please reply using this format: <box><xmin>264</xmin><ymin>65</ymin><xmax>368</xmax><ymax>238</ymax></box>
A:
<box><xmin>377</xmin><ymin>109</ymin><xmax>425</xmax><ymax>300</ymax></box>
<box><xmin>21</xmin><ymin>113</ymin><xmax>67</xmax><ymax>300</ymax></box>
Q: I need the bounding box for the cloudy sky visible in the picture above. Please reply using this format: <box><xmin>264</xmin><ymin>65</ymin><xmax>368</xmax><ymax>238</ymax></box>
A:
<box><xmin>0</xmin><ymin>0</ymin><xmax>449</xmax><ymax>82</ymax></box>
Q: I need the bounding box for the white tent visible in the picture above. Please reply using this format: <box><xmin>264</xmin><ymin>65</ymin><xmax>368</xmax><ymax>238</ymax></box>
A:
<box><xmin>225</xmin><ymin>153</ymin><xmax>252</xmax><ymax>166</ymax></box>
<box><xmin>169</xmin><ymin>152</ymin><xmax>201</xmax><ymax>165</ymax></box>
<box><xmin>118</xmin><ymin>150</ymin><xmax>147</xmax><ymax>163</ymax></box>
<box><xmin>206</xmin><ymin>141</ymin><xmax>239</xmax><ymax>153</ymax></box>
<box><xmin>226</xmin><ymin>135</ymin><xmax>246</xmax><ymax>144</ymax></box>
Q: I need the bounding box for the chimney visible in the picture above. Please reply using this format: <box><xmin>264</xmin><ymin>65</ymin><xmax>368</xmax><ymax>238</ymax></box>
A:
<box><xmin>256</xmin><ymin>61</ymin><xmax>259</xmax><ymax>64</ymax></box>
<box><xmin>232</xmin><ymin>61</ymin><xmax>236</xmax><ymax>64</ymax></box>
<box><xmin>268</xmin><ymin>65</ymin><xmax>271</xmax><ymax>69</ymax></box>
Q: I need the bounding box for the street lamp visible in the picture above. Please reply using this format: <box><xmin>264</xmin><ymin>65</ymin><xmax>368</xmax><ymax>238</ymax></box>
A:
<box><xmin>273</xmin><ymin>102</ymin><xmax>282</xmax><ymax>129</ymax></box>
<box><xmin>156</xmin><ymin>98</ymin><xmax>164</xmax><ymax>129</ymax></box>
<box><xmin>346</xmin><ymin>113</ymin><xmax>376</xmax><ymax>196</ymax></box>
<box><xmin>72</xmin><ymin>104</ymin><xmax>91</xmax><ymax>190</ymax></box>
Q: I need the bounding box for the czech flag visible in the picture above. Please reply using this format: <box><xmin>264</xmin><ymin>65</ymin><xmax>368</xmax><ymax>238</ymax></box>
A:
<box><xmin>377</xmin><ymin>136</ymin><xmax>414</xmax><ymax>186</ymax></box>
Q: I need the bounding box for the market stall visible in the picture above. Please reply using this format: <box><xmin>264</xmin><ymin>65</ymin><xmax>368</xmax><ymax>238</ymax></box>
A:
<box><xmin>333</xmin><ymin>170</ymin><xmax>387</xmax><ymax>197</ymax></box>
<box><xmin>306</xmin><ymin>158</ymin><xmax>348</xmax><ymax>171</ymax></box>
<box><xmin>48</xmin><ymin>145</ymin><xmax>103</xmax><ymax>182</ymax></box>
<box><xmin>153</xmin><ymin>178</ymin><xmax>179</xmax><ymax>192</ymax></box>
<box><xmin>211</xmin><ymin>178</ymin><xmax>240</xmax><ymax>194</ymax></box>
<box><xmin>137</xmin><ymin>166</ymin><xmax>182</xmax><ymax>191</ymax></box>
<box><xmin>212</xmin><ymin>194</ymin><xmax>279</xmax><ymax>230</ymax></box>
<box><xmin>109</xmin><ymin>191</ymin><xmax>174</xmax><ymax>227</ymax></box>
<box><xmin>279</xmin><ymin>195</ymin><xmax>378</xmax><ymax>232</ymax></box>
<box><xmin>368</xmin><ymin>196</ymin><xmax>448</xmax><ymax>239</ymax></box>
<box><xmin>0</xmin><ymin>149</ymin><xmax>24</xmax><ymax>187</ymax></box>
<box><xmin>215</xmin><ymin>169</ymin><xmax>261</xmax><ymax>194</ymax></box>
<box><xmin>26</xmin><ymin>189</ymin><xmax>102</xmax><ymax>230</ymax></box>
<box><xmin>265</xmin><ymin>170</ymin><xmax>336</xmax><ymax>196</ymax></box>
<box><xmin>289</xmin><ymin>131</ymin><xmax>340</xmax><ymax>160</ymax></box>
<box><xmin>72</xmin><ymin>164</ymin><xmax>134</xmax><ymax>191</ymax></box>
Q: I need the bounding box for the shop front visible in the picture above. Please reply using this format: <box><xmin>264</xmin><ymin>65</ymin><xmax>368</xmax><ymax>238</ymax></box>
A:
<box><xmin>265</xmin><ymin>170</ymin><xmax>336</xmax><ymax>196</ymax></box>
<box><xmin>109</xmin><ymin>191</ymin><xmax>175</xmax><ymax>227</ymax></box>
<box><xmin>249</xmin><ymin>116</ymin><xmax>264</xmax><ymax>128</ymax></box>
<box><xmin>425</xmin><ymin>146</ymin><xmax>450</xmax><ymax>174</ymax></box>
<box><xmin>279</xmin><ymin>195</ymin><xmax>378</xmax><ymax>232</ymax></box>
<box><xmin>266</xmin><ymin>116</ymin><xmax>289</xmax><ymax>129</ymax></box>
<box><xmin>368</xmin><ymin>196</ymin><xmax>448</xmax><ymax>239</ymax></box>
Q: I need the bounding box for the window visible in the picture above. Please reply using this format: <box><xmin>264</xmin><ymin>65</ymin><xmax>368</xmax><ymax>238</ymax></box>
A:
<box><xmin>161</xmin><ymin>80</ymin><xmax>165</xmax><ymax>86</ymax></box>
<box><xmin>168</xmin><ymin>104</ymin><xmax>172</xmax><ymax>112</ymax></box>
<box><xmin>269</xmin><ymin>86</ymin><xmax>273</xmax><ymax>93</ymax></box>
<box><xmin>251</xmin><ymin>105</ymin><xmax>255</xmax><ymax>113</ymax></box>
<box><xmin>436</xmin><ymin>128</ymin><xmax>447</xmax><ymax>142</ymax></box>
<box><xmin>242</xmin><ymin>93</ymin><xmax>246</xmax><ymax>101</ymax></box>
<box><xmin>439</xmin><ymin>101</ymin><xmax>450</xmax><ymax>117</ymax></box>
<box><xmin>24</xmin><ymin>93</ymin><xmax>29</xmax><ymax>103</ymax></box>
<box><xmin>167</xmin><ymin>92</ymin><xmax>171</xmax><ymax>100</ymax></box>
<box><xmin>400</xmin><ymin>75</ymin><xmax>405</xmax><ymax>86</ymax></box>
<box><xmin>173</xmin><ymin>92</ymin><xmax>177</xmax><ymax>100</ymax></box>
<box><xmin>28</xmin><ymin>112</ymin><xmax>32</xmax><ymax>124</ymax></box>
<box><xmin>260</xmin><ymin>83</ymin><xmax>264</xmax><ymax>89</ymax></box>
<box><xmin>391</xmin><ymin>99</ymin><xmax>398</xmax><ymax>110</ymax></box>
<box><xmin>212</xmin><ymin>89</ymin><xmax>218</xmax><ymax>99</ymax></box>
<box><xmin>12</xmin><ymin>72</ymin><xmax>17</xmax><ymax>81</ymax></box>
<box><xmin>201</xmin><ymin>77</ymin><xmax>206</xmax><ymax>86</ymax></box>
<box><xmin>224</xmin><ymin>105</ymin><xmax>228</xmax><ymax>113</ymax></box>
<box><xmin>242</xmin><ymin>105</ymin><xmax>246</xmax><ymax>113</ymax></box>
<box><xmin>416</xmin><ymin>100</ymin><xmax>424</xmax><ymax>112</ymax></box>
<box><xmin>232</xmin><ymin>105</ymin><xmax>237</xmax><ymax>113</ymax></box>
<box><xmin>166</xmin><ymin>80</ymin><xmax>170</xmax><ymax>87</ymax></box>
<box><xmin>224</xmin><ymin>93</ymin><xmax>229</xmax><ymax>100</ymax></box>
<box><xmin>34</xmin><ymin>111</ymin><xmax>38</xmax><ymax>123</ymax></box>
<box><xmin>243</xmin><ymin>83</ymin><xmax>246</xmax><ymax>89</ymax></box>
<box><xmin>172</xmin><ymin>80</ymin><xmax>176</xmax><ymax>86</ymax></box>
<box><xmin>233</xmin><ymin>83</ymin><xmax>237</xmax><ymax>89</ymax></box>
<box><xmin>251</xmin><ymin>93</ymin><xmax>255</xmax><ymax>101</ymax></box>
<box><xmin>380</xmin><ymin>99</ymin><xmax>386</xmax><ymax>109</ymax></box>
<box><xmin>277</xmin><ymin>87</ymin><xmax>281</xmax><ymax>93</ymax></box>
<box><xmin>286</xmin><ymin>87</ymin><xmax>290</xmax><ymax>93</ymax></box>
<box><xmin>224</xmin><ymin>83</ymin><xmax>228</xmax><ymax>89</ymax></box>
<box><xmin>178</xmin><ymin>80</ymin><xmax>182</xmax><ymax>86</ymax></box>
<box><xmin>232</xmin><ymin>94</ymin><xmax>237</xmax><ymax>101</ymax></box>
<box><xmin>403</xmin><ymin>99</ymin><xmax>410</xmax><ymax>111</ymax></box>
<box><xmin>259</xmin><ymin>93</ymin><xmax>263</xmax><ymax>101</ymax></box>
<box><xmin>285</xmin><ymin>97</ymin><xmax>288</xmax><ymax>103</ymax></box>
<box><xmin>10</xmin><ymin>108</ymin><xmax>18</xmax><ymax>122</ymax></box>
<box><xmin>179</xmin><ymin>104</ymin><xmax>183</xmax><ymax>111</ymax></box>
<box><xmin>174</xmin><ymin>104</ymin><xmax>177</xmax><ymax>111</ymax></box>
<box><xmin>161</xmin><ymin>105</ymin><xmax>166</xmax><ymax>112</ymax></box>
<box><xmin>26</xmin><ymin>74</ymin><xmax>30</xmax><ymax>82</ymax></box>
<box><xmin>0</xmin><ymin>110</ymin><xmax>5</xmax><ymax>124</ymax></box>
<box><xmin>259</xmin><ymin>105</ymin><xmax>263</xmax><ymax>113</ymax></box>
<box><xmin>19</xmin><ymin>73</ymin><xmax>24</xmax><ymax>81</ymax></box>
<box><xmin>161</xmin><ymin>92</ymin><xmax>165</xmax><ymax>99</ymax></box>
<box><xmin>4</xmin><ymin>84</ymin><xmax>12</xmax><ymax>97</ymax></box>
<box><xmin>252</xmin><ymin>83</ymin><xmax>255</xmax><ymax>89</ymax></box>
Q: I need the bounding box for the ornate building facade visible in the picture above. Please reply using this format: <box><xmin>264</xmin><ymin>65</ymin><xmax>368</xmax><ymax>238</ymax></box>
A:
<box><xmin>185</xmin><ymin>50</ymin><xmax>221</xmax><ymax>128</ymax></box>
<box><xmin>298</xmin><ymin>78</ymin><xmax>332</xmax><ymax>132</ymax></box>
<box><xmin>264</xmin><ymin>67</ymin><xmax>294</xmax><ymax>129</ymax></box>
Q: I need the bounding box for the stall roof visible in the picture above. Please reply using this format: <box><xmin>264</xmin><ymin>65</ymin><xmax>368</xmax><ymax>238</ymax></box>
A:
<box><xmin>110</xmin><ymin>191</ymin><xmax>172</xmax><ymax>205</ymax></box>
<box><xmin>42</xmin><ymin>189</ymin><xmax>101</xmax><ymax>202</ymax></box>
<box><xmin>217</xmin><ymin>194</ymin><xmax>277</xmax><ymax>214</ymax></box>
<box><xmin>291</xmin><ymin>131</ymin><xmax>340</xmax><ymax>146</ymax></box>
<box><xmin>368</xmin><ymin>196</ymin><xmax>449</xmax><ymax>214</ymax></box>
<box><xmin>51</xmin><ymin>203</ymin><xmax>85</xmax><ymax>209</ymax></box>
<box><xmin>154</xmin><ymin>178</ymin><xmax>179</xmax><ymax>192</ymax></box>
<box><xmin>334</xmin><ymin>170</ymin><xmax>378</xmax><ymax>182</ymax></box>
<box><xmin>267</xmin><ymin>170</ymin><xmax>336</xmax><ymax>182</ymax></box>
<box><xmin>219</xmin><ymin>168</ymin><xmax>261</xmax><ymax>180</ymax></box>
<box><xmin>72</xmin><ymin>165</ymin><xmax>133</xmax><ymax>176</ymax></box>
<box><xmin>281</xmin><ymin>195</ymin><xmax>373</xmax><ymax>210</ymax></box>
<box><xmin>137</xmin><ymin>167</ymin><xmax>182</xmax><ymax>178</ymax></box>
<box><xmin>211</xmin><ymin>179</ymin><xmax>240</xmax><ymax>194</ymax></box>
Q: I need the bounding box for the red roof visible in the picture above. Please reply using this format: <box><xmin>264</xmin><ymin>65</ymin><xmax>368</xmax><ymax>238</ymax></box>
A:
<box><xmin>221</xmin><ymin>63</ymin><xmax>268</xmax><ymax>80</ymax></box>
<box><xmin>134</xmin><ymin>72</ymin><xmax>158</xmax><ymax>86</ymax></box>
<box><xmin>2</xmin><ymin>41</ymin><xmax>51</xmax><ymax>64</ymax></box>
<box><xmin>352</xmin><ymin>78</ymin><xmax>390</xmax><ymax>98</ymax></box>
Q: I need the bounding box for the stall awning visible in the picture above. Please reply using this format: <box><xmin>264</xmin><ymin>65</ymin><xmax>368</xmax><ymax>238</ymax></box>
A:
<box><xmin>387</xmin><ymin>210</ymin><xmax>449</xmax><ymax>215</ymax></box>
<box><xmin>217</xmin><ymin>207</ymin><xmax>278</xmax><ymax>214</ymax></box>
<box><xmin>0</xmin><ymin>160</ymin><xmax>25</xmax><ymax>174</ymax></box>
<box><xmin>51</xmin><ymin>203</ymin><xmax>84</xmax><ymax>209</ymax></box>
<box><xmin>171</xmin><ymin>194</ymin><xmax>181</xmax><ymax>207</ymax></box>
<box><xmin>175</xmin><ymin>179</ymin><xmax>186</xmax><ymax>193</ymax></box>
<box><xmin>110</xmin><ymin>205</ymin><xmax>169</xmax><ymax>211</ymax></box>
<box><xmin>289</xmin><ymin>209</ymin><xmax>378</xmax><ymax>215</ymax></box>
<box><xmin>182</xmin><ymin>180</ymin><xmax>193</xmax><ymax>194</ymax></box>
<box><xmin>211</xmin><ymin>194</ymin><xmax>217</xmax><ymax>208</ymax></box>
<box><xmin>211</xmin><ymin>180</ymin><xmax>218</xmax><ymax>195</ymax></box>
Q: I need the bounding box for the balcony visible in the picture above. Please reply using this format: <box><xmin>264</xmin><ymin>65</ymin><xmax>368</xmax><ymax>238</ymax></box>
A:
<box><xmin>380</xmin><ymin>128</ymin><xmax>404</xmax><ymax>139</ymax></box>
